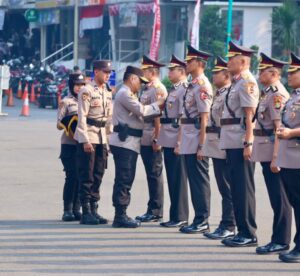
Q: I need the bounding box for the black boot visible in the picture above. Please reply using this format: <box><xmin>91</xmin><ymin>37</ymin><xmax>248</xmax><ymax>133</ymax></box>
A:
<box><xmin>112</xmin><ymin>207</ymin><xmax>140</xmax><ymax>228</ymax></box>
<box><xmin>90</xmin><ymin>201</ymin><xmax>108</xmax><ymax>224</ymax></box>
<box><xmin>80</xmin><ymin>202</ymin><xmax>99</xmax><ymax>225</ymax></box>
<box><xmin>73</xmin><ymin>199</ymin><xmax>82</xmax><ymax>221</ymax></box>
<box><xmin>62</xmin><ymin>202</ymin><xmax>75</xmax><ymax>222</ymax></box>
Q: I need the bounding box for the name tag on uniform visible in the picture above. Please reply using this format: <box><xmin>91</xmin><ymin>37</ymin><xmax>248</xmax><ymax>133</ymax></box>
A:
<box><xmin>91</xmin><ymin>99</ymin><xmax>101</xmax><ymax>107</ymax></box>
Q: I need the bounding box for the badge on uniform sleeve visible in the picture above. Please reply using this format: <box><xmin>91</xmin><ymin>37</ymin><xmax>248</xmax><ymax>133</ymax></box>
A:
<box><xmin>273</xmin><ymin>95</ymin><xmax>282</xmax><ymax>109</ymax></box>
<box><xmin>198</xmin><ymin>79</ymin><xmax>205</xmax><ymax>86</ymax></box>
<box><xmin>245</xmin><ymin>82</ymin><xmax>255</xmax><ymax>94</ymax></box>
<box><xmin>200</xmin><ymin>87</ymin><xmax>209</xmax><ymax>100</ymax></box>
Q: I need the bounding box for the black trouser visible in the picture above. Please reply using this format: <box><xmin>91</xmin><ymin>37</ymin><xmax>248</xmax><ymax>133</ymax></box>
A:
<box><xmin>261</xmin><ymin>162</ymin><xmax>292</xmax><ymax>245</ymax></box>
<box><xmin>60</xmin><ymin>144</ymin><xmax>80</xmax><ymax>210</ymax></box>
<box><xmin>280</xmin><ymin>168</ymin><xmax>300</xmax><ymax>250</ymax></box>
<box><xmin>111</xmin><ymin>145</ymin><xmax>138</xmax><ymax>212</ymax></box>
<box><xmin>163</xmin><ymin>147</ymin><xmax>189</xmax><ymax>222</ymax></box>
<box><xmin>226</xmin><ymin>149</ymin><xmax>256</xmax><ymax>238</ymax></box>
<box><xmin>183</xmin><ymin>154</ymin><xmax>210</xmax><ymax>224</ymax></box>
<box><xmin>212</xmin><ymin>158</ymin><xmax>235</xmax><ymax>231</ymax></box>
<box><xmin>77</xmin><ymin>143</ymin><xmax>107</xmax><ymax>203</ymax></box>
<box><xmin>140</xmin><ymin>145</ymin><xmax>164</xmax><ymax>217</ymax></box>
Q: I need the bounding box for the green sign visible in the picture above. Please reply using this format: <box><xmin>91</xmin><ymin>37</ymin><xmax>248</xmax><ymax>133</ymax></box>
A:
<box><xmin>25</xmin><ymin>9</ymin><xmax>39</xmax><ymax>23</ymax></box>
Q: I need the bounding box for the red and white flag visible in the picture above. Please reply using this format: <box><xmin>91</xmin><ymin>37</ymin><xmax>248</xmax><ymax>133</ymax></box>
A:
<box><xmin>190</xmin><ymin>0</ymin><xmax>201</xmax><ymax>49</ymax></box>
<box><xmin>149</xmin><ymin>0</ymin><xmax>161</xmax><ymax>60</ymax></box>
<box><xmin>79</xmin><ymin>5</ymin><xmax>104</xmax><ymax>38</ymax></box>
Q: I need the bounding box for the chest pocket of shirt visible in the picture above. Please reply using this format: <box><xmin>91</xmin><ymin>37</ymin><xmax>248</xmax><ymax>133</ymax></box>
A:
<box><xmin>258</xmin><ymin>104</ymin><xmax>267</xmax><ymax>119</ymax></box>
<box><xmin>141</xmin><ymin>95</ymin><xmax>151</xmax><ymax>105</ymax></box>
<box><xmin>90</xmin><ymin>99</ymin><xmax>102</xmax><ymax>115</ymax></box>
<box><xmin>68</xmin><ymin>104</ymin><xmax>77</xmax><ymax>115</ymax></box>
<box><xmin>186</xmin><ymin>92</ymin><xmax>195</xmax><ymax>107</ymax></box>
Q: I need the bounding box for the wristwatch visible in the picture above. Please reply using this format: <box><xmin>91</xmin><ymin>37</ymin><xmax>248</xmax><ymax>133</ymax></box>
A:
<box><xmin>152</xmin><ymin>139</ymin><xmax>158</xmax><ymax>144</ymax></box>
<box><xmin>243</xmin><ymin>141</ymin><xmax>253</xmax><ymax>148</ymax></box>
<box><xmin>197</xmin><ymin>144</ymin><xmax>203</xmax><ymax>150</ymax></box>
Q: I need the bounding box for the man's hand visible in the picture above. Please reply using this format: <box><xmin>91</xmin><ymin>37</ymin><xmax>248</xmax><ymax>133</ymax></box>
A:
<box><xmin>152</xmin><ymin>142</ymin><xmax>161</xmax><ymax>152</ymax></box>
<box><xmin>243</xmin><ymin>146</ymin><xmax>252</xmax><ymax>161</ymax></box>
<box><xmin>156</xmin><ymin>97</ymin><xmax>165</xmax><ymax>110</ymax></box>
<box><xmin>174</xmin><ymin>145</ymin><xmax>180</xmax><ymax>155</ymax></box>
<box><xmin>83</xmin><ymin>143</ymin><xmax>94</xmax><ymax>153</ymax></box>
<box><xmin>270</xmin><ymin>158</ymin><xmax>280</xmax><ymax>173</ymax></box>
<box><xmin>276</xmin><ymin>127</ymin><xmax>292</xmax><ymax>140</ymax></box>
<box><xmin>197</xmin><ymin>149</ymin><xmax>205</xmax><ymax>160</ymax></box>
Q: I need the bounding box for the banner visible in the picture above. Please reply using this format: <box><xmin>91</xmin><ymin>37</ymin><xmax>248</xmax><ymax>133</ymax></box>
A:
<box><xmin>190</xmin><ymin>0</ymin><xmax>201</xmax><ymax>49</ymax></box>
<box><xmin>119</xmin><ymin>3</ymin><xmax>137</xmax><ymax>27</ymax></box>
<box><xmin>79</xmin><ymin>5</ymin><xmax>104</xmax><ymax>38</ymax></box>
<box><xmin>149</xmin><ymin>0</ymin><xmax>160</xmax><ymax>60</ymax></box>
<box><xmin>109</xmin><ymin>3</ymin><xmax>153</xmax><ymax>17</ymax></box>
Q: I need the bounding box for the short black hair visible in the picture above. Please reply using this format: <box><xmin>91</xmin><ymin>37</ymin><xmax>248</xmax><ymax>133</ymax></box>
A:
<box><xmin>123</xmin><ymin>72</ymin><xmax>132</xmax><ymax>82</ymax></box>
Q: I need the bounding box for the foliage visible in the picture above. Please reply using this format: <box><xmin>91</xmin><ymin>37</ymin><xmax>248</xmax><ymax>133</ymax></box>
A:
<box><xmin>272</xmin><ymin>0</ymin><xmax>300</xmax><ymax>58</ymax></box>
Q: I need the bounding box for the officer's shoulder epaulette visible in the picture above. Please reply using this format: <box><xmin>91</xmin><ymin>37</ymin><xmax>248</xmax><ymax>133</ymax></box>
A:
<box><xmin>241</xmin><ymin>71</ymin><xmax>252</xmax><ymax>81</ymax></box>
<box><xmin>182</xmin><ymin>82</ymin><xmax>189</xmax><ymax>88</ymax></box>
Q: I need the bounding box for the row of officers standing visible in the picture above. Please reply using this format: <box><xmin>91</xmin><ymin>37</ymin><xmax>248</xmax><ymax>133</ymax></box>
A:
<box><xmin>57</xmin><ymin>41</ymin><xmax>300</xmax><ymax>263</ymax></box>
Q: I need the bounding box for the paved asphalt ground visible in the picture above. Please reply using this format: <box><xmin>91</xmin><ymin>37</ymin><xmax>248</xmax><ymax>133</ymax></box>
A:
<box><xmin>0</xmin><ymin>97</ymin><xmax>299</xmax><ymax>275</ymax></box>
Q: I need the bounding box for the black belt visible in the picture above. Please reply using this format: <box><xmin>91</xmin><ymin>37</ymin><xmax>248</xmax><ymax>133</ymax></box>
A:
<box><xmin>144</xmin><ymin>118</ymin><xmax>154</xmax><ymax>123</ymax></box>
<box><xmin>180</xmin><ymin>118</ymin><xmax>201</xmax><ymax>124</ymax></box>
<box><xmin>113</xmin><ymin>125</ymin><xmax>143</xmax><ymax>138</ymax></box>
<box><xmin>87</xmin><ymin>118</ymin><xmax>106</xmax><ymax>128</ymax></box>
<box><xmin>206</xmin><ymin>126</ymin><xmax>221</xmax><ymax>134</ymax></box>
<box><xmin>253</xmin><ymin>129</ymin><xmax>274</xmax><ymax>137</ymax></box>
<box><xmin>220</xmin><ymin>118</ymin><xmax>241</xmax><ymax>126</ymax></box>
<box><xmin>160</xmin><ymin>118</ymin><xmax>179</xmax><ymax>124</ymax></box>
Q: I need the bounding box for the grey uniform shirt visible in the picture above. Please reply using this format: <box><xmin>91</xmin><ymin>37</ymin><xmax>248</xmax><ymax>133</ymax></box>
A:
<box><xmin>157</xmin><ymin>81</ymin><xmax>187</xmax><ymax>148</ymax></box>
<box><xmin>178</xmin><ymin>74</ymin><xmax>213</xmax><ymax>154</ymax></box>
<box><xmin>109</xmin><ymin>85</ymin><xmax>161</xmax><ymax>154</ymax></box>
<box><xmin>276</xmin><ymin>88</ymin><xmax>300</xmax><ymax>169</ymax></box>
<box><xmin>219</xmin><ymin>70</ymin><xmax>259</xmax><ymax>149</ymax></box>
<box><xmin>203</xmin><ymin>85</ymin><xmax>230</xmax><ymax>159</ymax></box>
<box><xmin>139</xmin><ymin>80</ymin><xmax>168</xmax><ymax>146</ymax></box>
<box><xmin>252</xmin><ymin>81</ymin><xmax>289</xmax><ymax>162</ymax></box>
<box><xmin>74</xmin><ymin>81</ymin><xmax>113</xmax><ymax>144</ymax></box>
<box><xmin>57</xmin><ymin>94</ymin><xmax>78</xmax><ymax>145</ymax></box>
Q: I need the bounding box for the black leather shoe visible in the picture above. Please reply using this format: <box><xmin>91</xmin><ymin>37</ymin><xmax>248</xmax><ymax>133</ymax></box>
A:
<box><xmin>160</xmin><ymin>220</ymin><xmax>188</xmax><ymax>228</ymax></box>
<box><xmin>73</xmin><ymin>210</ymin><xmax>82</xmax><ymax>221</ymax></box>
<box><xmin>90</xmin><ymin>202</ymin><xmax>108</xmax><ymax>224</ymax></box>
<box><xmin>113</xmin><ymin>215</ymin><xmax>141</xmax><ymax>228</ymax></box>
<box><xmin>222</xmin><ymin>234</ymin><xmax>257</xmax><ymax>247</ymax></box>
<box><xmin>80</xmin><ymin>213</ymin><xmax>99</xmax><ymax>225</ymax></box>
<box><xmin>179</xmin><ymin>222</ymin><xmax>209</xmax><ymax>234</ymax></box>
<box><xmin>62</xmin><ymin>211</ymin><xmax>75</xmax><ymax>222</ymax></box>
<box><xmin>256</xmin><ymin>242</ymin><xmax>289</xmax><ymax>255</ymax></box>
<box><xmin>279</xmin><ymin>247</ymin><xmax>300</xmax><ymax>263</ymax></box>
<box><xmin>204</xmin><ymin>226</ymin><xmax>235</xmax><ymax>240</ymax></box>
<box><xmin>135</xmin><ymin>213</ymin><xmax>162</xmax><ymax>222</ymax></box>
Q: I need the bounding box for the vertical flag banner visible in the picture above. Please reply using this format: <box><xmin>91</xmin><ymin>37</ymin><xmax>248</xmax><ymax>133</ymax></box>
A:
<box><xmin>149</xmin><ymin>0</ymin><xmax>161</xmax><ymax>60</ymax></box>
<box><xmin>190</xmin><ymin>0</ymin><xmax>201</xmax><ymax>49</ymax></box>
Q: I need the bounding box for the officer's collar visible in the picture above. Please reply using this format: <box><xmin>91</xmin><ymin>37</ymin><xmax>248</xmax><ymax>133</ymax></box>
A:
<box><xmin>173</xmin><ymin>79</ymin><xmax>187</xmax><ymax>89</ymax></box>
<box><xmin>232</xmin><ymin>74</ymin><xmax>241</xmax><ymax>82</ymax></box>
<box><xmin>217</xmin><ymin>83</ymin><xmax>231</xmax><ymax>94</ymax></box>
<box><xmin>294</xmin><ymin>87</ymin><xmax>300</xmax><ymax>94</ymax></box>
<box><xmin>92</xmin><ymin>80</ymin><xmax>105</xmax><ymax>90</ymax></box>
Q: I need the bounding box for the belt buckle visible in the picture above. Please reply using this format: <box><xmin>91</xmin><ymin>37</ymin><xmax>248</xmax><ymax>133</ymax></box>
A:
<box><xmin>171</xmin><ymin>119</ymin><xmax>179</xmax><ymax>129</ymax></box>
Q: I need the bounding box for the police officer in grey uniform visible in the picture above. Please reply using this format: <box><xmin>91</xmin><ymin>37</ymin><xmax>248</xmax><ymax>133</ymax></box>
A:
<box><xmin>158</xmin><ymin>55</ymin><xmax>189</xmax><ymax>228</ymax></box>
<box><xmin>74</xmin><ymin>60</ymin><xmax>113</xmax><ymax>225</ymax></box>
<box><xmin>177</xmin><ymin>45</ymin><xmax>212</xmax><ymax>234</ymax></box>
<box><xmin>203</xmin><ymin>57</ymin><xmax>236</xmax><ymax>240</ymax></box>
<box><xmin>220</xmin><ymin>41</ymin><xmax>259</xmax><ymax>247</ymax></box>
<box><xmin>276</xmin><ymin>53</ymin><xmax>300</xmax><ymax>263</ymax></box>
<box><xmin>109</xmin><ymin>66</ymin><xmax>165</xmax><ymax>228</ymax></box>
<box><xmin>252</xmin><ymin>53</ymin><xmax>292</xmax><ymax>254</ymax></box>
<box><xmin>57</xmin><ymin>73</ymin><xmax>85</xmax><ymax>221</ymax></box>
<box><xmin>135</xmin><ymin>56</ymin><xmax>168</xmax><ymax>223</ymax></box>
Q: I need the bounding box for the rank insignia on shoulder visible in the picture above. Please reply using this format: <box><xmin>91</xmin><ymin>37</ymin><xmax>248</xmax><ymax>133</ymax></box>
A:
<box><xmin>241</xmin><ymin>72</ymin><xmax>250</xmax><ymax>80</ymax></box>
<box><xmin>198</xmin><ymin>79</ymin><xmax>205</xmax><ymax>86</ymax></box>
<box><xmin>274</xmin><ymin>95</ymin><xmax>282</xmax><ymax>109</ymax></box>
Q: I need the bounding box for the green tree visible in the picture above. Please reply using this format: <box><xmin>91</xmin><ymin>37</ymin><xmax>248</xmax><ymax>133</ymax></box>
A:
<box><xmin>272</xmin><ymin>0</ymin><xmax>300</xmax><ymax>58</ymax></box>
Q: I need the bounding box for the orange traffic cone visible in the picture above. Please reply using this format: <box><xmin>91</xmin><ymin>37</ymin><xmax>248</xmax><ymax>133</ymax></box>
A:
<box><xmin>22</xmin><ymin>84</ymin><xmax>28</xmax><ymax>101</ymax></box>
<box><xmin>17</xmin><ymin>81</ymin><xmax>22</xmax><ymax>98</ymax></box>
<box><xmin>20</xmin><ymin>89</ymin><xmax>30</xmax><ymax>117</ymax></box>
<box><xmin>30</xmin><ymin>84</ymin><xmax>36</xmax><ymax>103</ymax></box>
<box><xmin>6</xmin><ymin>88</ymin><xmax>14</xmax><ymax>107</ymax></box>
